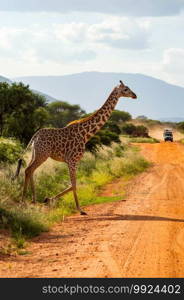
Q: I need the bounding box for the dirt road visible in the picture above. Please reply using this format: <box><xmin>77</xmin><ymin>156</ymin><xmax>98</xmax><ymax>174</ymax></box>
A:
<box><xmin>1</xmin><ymin>141</ymin><xmax>184</xmax><ymax>278</ymax></box>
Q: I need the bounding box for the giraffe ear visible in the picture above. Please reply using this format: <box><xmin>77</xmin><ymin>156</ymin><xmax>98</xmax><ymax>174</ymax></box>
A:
<box><xmin>119</xmin><ymin>80</ymin><xmax>124</xmax><ymax>86</ymax></box>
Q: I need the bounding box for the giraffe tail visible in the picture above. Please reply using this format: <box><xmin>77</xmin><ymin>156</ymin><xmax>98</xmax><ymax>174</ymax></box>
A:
<box><xmin>13</xmin><ymin>158</ymin><xmax>23</xmax><ymax>179</ymax></box>
<box><xmin>12</xmin><ymin>130</ymin><xmax>40</xmax><ymax>180</ymax></box>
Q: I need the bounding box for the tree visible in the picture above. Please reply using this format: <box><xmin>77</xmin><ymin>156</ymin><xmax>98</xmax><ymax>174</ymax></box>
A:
<box><xmin>121</xmin><ymin>123</ymin><xmax>137</xmax><ymax>135</ymax></box>
<box><xmin>33</xmin><ymin>107</ymin><xmax>50</xmax><ymax>130</ymax></box>
<box><xmin>2</xmin><ymin>82</ymin><xmax>47</xmax><ymax>143</ymax></box>
<box><xmin>102</xmin><ymin>121</ymin><xmax>121</xmax><ymax>135</ymax></box>
<box><xmin>47</xmin><ymin>101</ymin><xmax>85</xmax><ymax>128</ymax></box>
<box><xmin>110</xmin><ymin>110</ymin><xmax>132</xmax><ymax>123</ymax></box>
<box><xmin>0</xmin><ymin>82</ymin><xmax>12</xmax><ymax>135</ymax></box>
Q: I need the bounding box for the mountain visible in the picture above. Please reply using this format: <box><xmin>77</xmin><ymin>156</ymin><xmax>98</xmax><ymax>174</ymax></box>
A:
<box><xmin>0</xmin><ymin>75</ymin><xmax>57</xmax><ymax>103</ymax></box>
<box><xmin>31</xmin><ymin>90</ymin><xmax>56</xmax><ymax>102</ymax></box>
<box><xmin>159</xmin><ymin>117</ymin><xmax>184</xmax><ymax>123</ymax></box>
<box><xmin>0</xmin><ymin>75</ymin><xmax>12</xmax><ymax>84</ymax></box>
<box><xmin>14</xmin><ymin>72</ymin><xmax>184</xmax><ymax>120</ymax></box>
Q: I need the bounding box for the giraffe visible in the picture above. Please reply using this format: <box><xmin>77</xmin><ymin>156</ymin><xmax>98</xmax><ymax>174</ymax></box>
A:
<box><xmin>14</xmin><ymin>80</ymin><xmax>137</xmax><ymax>215</ymax></box>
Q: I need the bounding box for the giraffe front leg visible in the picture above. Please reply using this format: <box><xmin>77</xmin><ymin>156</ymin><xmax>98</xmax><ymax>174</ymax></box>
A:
<box><xmin>68</xmin><ymin>163</ymin><xmax>87</xmax><ymax>215</ymax></box>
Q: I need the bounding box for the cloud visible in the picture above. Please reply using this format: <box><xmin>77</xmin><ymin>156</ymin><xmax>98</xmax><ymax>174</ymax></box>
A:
<box><xmin>0</xmin><ymin>0</ymin><xmax>184</xmax><ymax>16</ymax></box>
<box><xmin>54</xmin><ymin>18</ymin><xmax>150</xmax><ymax>50</ymax></box>
<box><xmin>161</xmin><ymin>48</ymin><xmax>184</xmax><ymax>85</ymax></box>
<box><xmin>0</xmin><ymin>25</ymin><xmax>96</xmax><ymax>63</ymax></box>
<box><xmin>0</xmin><ymin>18</ymin><xmax>150</xmax><ymax>65</ymax></box>
<box><xmin>163</xmin><ymin>48</ymin><xmax>184</xmax><ymax>72</ymax></box>
<box><xmin>88</xmin><ymin>18</ymin><xmax>150</xmax><ymax>49</ymax></box>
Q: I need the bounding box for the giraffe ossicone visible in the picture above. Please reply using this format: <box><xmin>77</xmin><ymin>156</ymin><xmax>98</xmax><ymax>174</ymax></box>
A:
<box><xmin>14</xmin><ymin>81</ymin><xmax>137</xmax><ymax>215</ymax></box>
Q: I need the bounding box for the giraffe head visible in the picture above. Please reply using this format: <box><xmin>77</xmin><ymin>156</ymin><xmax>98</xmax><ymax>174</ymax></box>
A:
<box><xmin>116</xmin><ymin>80</ymin><xmax>137</xmax><ymax>99</ymax></box>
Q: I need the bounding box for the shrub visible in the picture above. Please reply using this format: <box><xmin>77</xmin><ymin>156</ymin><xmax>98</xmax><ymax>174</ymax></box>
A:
<box><xmin>86</xmin><ymin>130</ymin><xmax>120</xmax><ymax>153</ymax></box>
<box><xmin>121</xmin><ymin>123</ymin><xmax>137</xmax><ymax>135</ymax></box>
<box><xmin>133</xmin><ymin>125</ymin><xmax>149</xmax><ymax>137</ymax></box>
<box><xmin>85</xmin><ymin>135</ymin><xmax>101</xmax><ymax>153</ymax></box>
<box><xmin>0</xmin><ymin>139</ymin><xmax>23</xmax><ymax>164</ymax></box>
<box><xmin>98</xmin><ymin>130</ymin><xmax>120</xmax><ymax>145</ymax></box>
<box><xmin>121</xmin><ymin>123</ymin><xmax>149</xmax><ymax>137</ymax></box>
<box><xmin>102</xmin><ymin>121</ymin><xmax>121</xmax><ymax>134</ymax></box>
<box><xmin>128</xmin><ymin>137</ymin><xmax>159</xmax><ymax>143</ymax></box>
<box><xmin>177</xmin><ymin>122</ymin><xmax>184</xmax><ymax>132</ymax></box>
<box><xmin>0</xmin><ymin>205</ymin><xmax>48</xmax><ymax>239</ymax></box>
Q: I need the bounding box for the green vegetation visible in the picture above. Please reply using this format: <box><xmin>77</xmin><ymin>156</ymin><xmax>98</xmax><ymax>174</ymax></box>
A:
<box><xmin>136</xmin><ymin>115</ymin><xmax>177</xmax><ymax>129</ymax></box>
<box><xmin>109</xmin><ymin>110</ymin><xmax>132</xmax><ymax>123</ymax></box>
<box><xmin>128</xmin><ymin>137</ymin><xmax>160</xmax><ymax>143</ymax></box>
<box><xmin>0</xmin><ymin>138</ymin><xmax>23</xmax><ymax>164</ymax></box>
<box><xmin>177</xmin><ymin>122</ymin><xmax>184</xmax><ymax>133</ymax></box>
<box><xmin>0</xmin><ymin>82</ymin><xmax>47</xmax><ymax>143</ymax></box>
<box><xmin>179</xmin><ymin>139</ymin><xmax>184</xmax><ymax>145</ymax></box>
<box><xmin>136</xmin><ymin>116</ymin><xmax>162</xmax><ymax>127</ymax></box>
<box><xmin>0</xmin><ymin>142</ymin><xmax>150</xmax><ymax>248</ymax></box>
<box><xmin>47</xmin><ymin>101</ymin><xmax>85</xmax><ymax>128</ymax></box>
<box><xmin>121</xmin><ymin>123</ymin><xmax>149</xmax><ymax>137</ymax></box>
<box><xmin>86</xmin><ymin>129</ymin><xmax>121</xmax><ymax>153</ymax></box>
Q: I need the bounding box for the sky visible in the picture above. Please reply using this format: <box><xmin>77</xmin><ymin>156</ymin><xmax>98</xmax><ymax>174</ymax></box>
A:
<box><xmin>0</xmin><ymin>0</ymin><xmax>184</xmax><ymax>86</ymax></box>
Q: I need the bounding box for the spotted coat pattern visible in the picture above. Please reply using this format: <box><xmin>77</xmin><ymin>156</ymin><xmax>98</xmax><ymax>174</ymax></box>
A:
<box><xmin>22</xmin><ymin>81</ymin><xmax>137</xmax><ymax>214</ymax></box>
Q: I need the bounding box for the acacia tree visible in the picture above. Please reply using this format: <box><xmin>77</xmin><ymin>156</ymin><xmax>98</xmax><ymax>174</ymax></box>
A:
<box><xmin>110</xmin><ymin>110</ymin><xmax>132</xmax><ymax>123</ymax></box>
<box><xmin>47</xmin><ymin>101</ymin><xmax>85</xmax><ymax>128</ymax></box>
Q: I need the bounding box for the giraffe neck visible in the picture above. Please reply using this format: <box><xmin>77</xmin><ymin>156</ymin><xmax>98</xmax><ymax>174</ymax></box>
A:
<box><xmin>82</xmin><ymin>88</ymin><xmax>120</xmax><ymax>142</ymax></box>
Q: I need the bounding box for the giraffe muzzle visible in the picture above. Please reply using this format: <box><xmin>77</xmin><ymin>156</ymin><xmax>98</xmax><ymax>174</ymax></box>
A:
<box><xmin>132</xmin><ymin>93</ymin><xmax>137</xmax><ymax>99</ymax></box>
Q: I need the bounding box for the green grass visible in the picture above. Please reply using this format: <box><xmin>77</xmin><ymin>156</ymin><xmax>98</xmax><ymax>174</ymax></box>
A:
<box><xmin>0</xmin><ymin>141</ymin><xmax>151</xmax><ymax>249</ymax></box>
<box><xmin>128</xmin><ymin>137</ymin><xmax>160</xmax><ymax>143</ymax></box>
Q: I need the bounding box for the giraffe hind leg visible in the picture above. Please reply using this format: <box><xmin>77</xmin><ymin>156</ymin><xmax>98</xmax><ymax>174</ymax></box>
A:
<box><xmin>22</xmin><ymin>154</ymin><xmax>48</xmax><ymax>202</ymax></box>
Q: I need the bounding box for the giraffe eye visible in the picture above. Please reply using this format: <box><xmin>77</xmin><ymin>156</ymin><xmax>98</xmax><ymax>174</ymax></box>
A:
<box><xmin>124</xmin><ymin>88</ymin><xmax>128</xmax><ymax>91</ymax></box>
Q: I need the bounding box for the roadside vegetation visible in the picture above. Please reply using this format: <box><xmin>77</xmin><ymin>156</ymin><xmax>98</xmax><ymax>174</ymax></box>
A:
<box><xmin>177</xmin><ymin>121</ymin><xmax>184</xmax><ymax>134</ymax></box>
<box><xmin>179</xmin><ymin>139</ymin><xmax>184</xmax><ymax>145</ymax></box>
<box><xmin>128</xmin><ymin>137</ymin><xmax>160</xmax><ymax>143</ymax></box>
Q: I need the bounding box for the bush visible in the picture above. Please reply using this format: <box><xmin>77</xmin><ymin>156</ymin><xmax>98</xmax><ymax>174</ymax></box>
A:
<box><xmin>86</xmin><ymin>130</ymin><xmax>120</xmax><ymax>153</ymax></box>
<box><xmin>121</xmin><ymin>123</ymin><xmax>136</xmax><ymax>135</ymax></box>
<box><xmin>0</xmin><ymin>139</ymin><xmax>23</xmax><ymax>164</ymax></box>
<box><xmin>177</xmin><ymin>122</ymin><xmax>184</xmax><ymax>132</ymax></box>
<box><xmin>85</xmin><ymin>135</ymin><xmax>101</xmax><ymax>153</ymax></box>
<box><xmin>0</xmin><ymin>205</ymin><xmax>48</xmax><ymax>239</ymax></box>
<box><xmin>102</xmin><ymin>121</ymin><xmax>121</xmax><ymax>134</ymax></box>
<box><xmin>121</xmin><ymin>123</ymin><xmax>149</xmax><ymax>137</ymax></box>
<box><xmin>128</xmin><ymin>137</ymin><xmax>160</xmax><ymax>143</ymax></box>
<box><xmin>98</xmin><ymin>130</ymin><xmax>120</xmax><ymax>145</ymax></box>
<box><xmin>133</xmin><ymin>125</ymin><xmax>149</xmax><ymax>137</ymax></box>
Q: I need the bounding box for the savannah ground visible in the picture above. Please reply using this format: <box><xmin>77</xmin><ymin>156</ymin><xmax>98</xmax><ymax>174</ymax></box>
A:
<box><xmin>1</xmin><ymin>128</ymin><xmax>184</xmax><ymax>277</ymax></box>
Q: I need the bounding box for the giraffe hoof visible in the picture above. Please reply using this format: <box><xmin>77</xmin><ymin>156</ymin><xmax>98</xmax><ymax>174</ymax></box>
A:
<box><xmin>80</xmin><ymin>211</ymin><xmax>87</xmax><ymax>215</ymax></box>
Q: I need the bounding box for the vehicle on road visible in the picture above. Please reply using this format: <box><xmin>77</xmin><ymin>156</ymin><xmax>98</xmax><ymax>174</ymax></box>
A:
<box><xmin>163</xmin><ymin>128</ymin><xmax>173</xmax><ymax>142</ymax></box>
